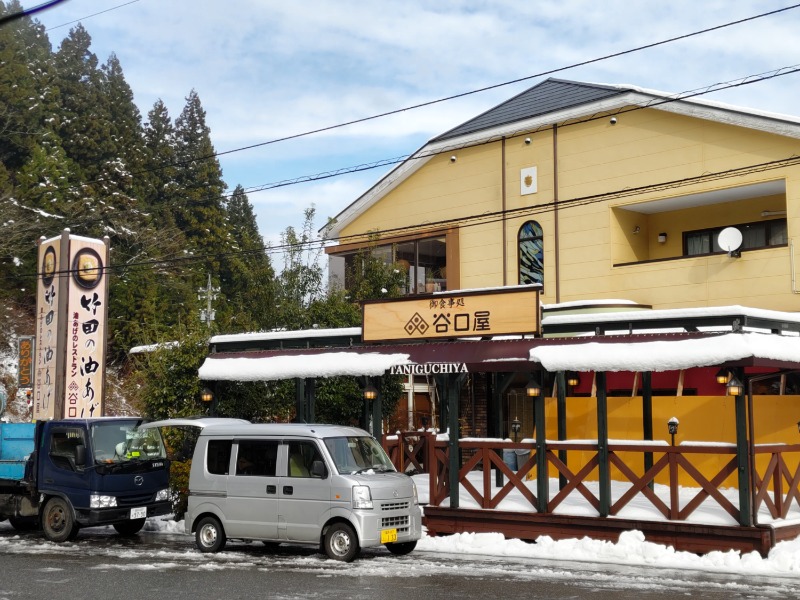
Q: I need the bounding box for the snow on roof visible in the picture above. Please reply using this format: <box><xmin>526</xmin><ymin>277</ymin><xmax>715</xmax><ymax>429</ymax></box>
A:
<box><xmin>210</xmin><ymin>327</ymin><xmax>362</xmax><ymax>344</ymax></box>
<box><xmin>530</xmin><ymin>332</ymin><xmax>800</xmax><ymax>373</ymax></box>
<box><xmin>129</xmin><ymin>341</ymin><xmax>179</xmax><ymax>354</ymax></box>
<box><xmin>198</xmin><ymin>352</ymin><xmax>410</xmax><ymax>381</ymax></box>
<box><xmin>541</xmin><ymin>304</ymin><xmax>800</xmax><ymax>327</ymax></box>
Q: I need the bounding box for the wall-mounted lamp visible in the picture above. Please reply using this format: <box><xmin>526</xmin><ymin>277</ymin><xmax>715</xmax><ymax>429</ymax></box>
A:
<box><xmin>363</xmin><ymin>383</ymin><xmax>378</xmax><ymax>401</ymax></box>
<box><xmin>715</xmin><ymin>368</ymin><xmax>730</xmax><ymax>385</ymax></box>
<box><xmin>610</xmin><ymin>117</ymin><xmax>617</xmax><ymax>125</ymax></box>
<box><xmin>450</xmin><ymin>155</ymin><xmax>457</xmax><ymax>163</ymax></box>
<box><xmin>200</xmin><ymin>387</ymin><xmax>215</xmax><ymax>403</ymax></box>
<box><xmin>633</xmin><ymin>226</ymin><xmax>640</xmax><ymax>235</ymax></box>
<box><xmin>526</xmin><ymin>375</ymin><xmax>542</xmax><ymax>398</ymax></box>
<box><xmin>657</xmin><ymin>232</ymin><xmax>667</xmax><ymax>243</ymax></box>
<box><xmin>726</xmin><ymin>376</ymin><xmax>744</xmax><ymax>396</ymax></box>
<box><xmin>524</xmin><ymin>137</ymin><xmax>531</xmax><ymax>145</ymax></box>
<box><xmin>511</xmin><ymin>417</ymin><xmax>521</xmax><ymax>442</ymax></box>
<box><xmin>566</xmin><ymin>372</ymin><xmax>580</xmax><ymax>387</ymax></box>
<box><xmin>667</xmin><ymin>416</ymin><xmax>679</xmax><ymax>445</ymax></box>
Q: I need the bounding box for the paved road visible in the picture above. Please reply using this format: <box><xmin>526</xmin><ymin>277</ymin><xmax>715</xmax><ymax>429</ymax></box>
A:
<box><xmin>0</xmin><ymin>524</ymin><xmax>798</xmax><ymax>599</ymax></box>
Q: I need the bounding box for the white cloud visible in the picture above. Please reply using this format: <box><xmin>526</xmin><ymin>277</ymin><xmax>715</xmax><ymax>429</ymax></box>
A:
<box><xmin>34</xmin><ymin>0</ymin><xmax>800</xmax><ymax>241</ymax></box>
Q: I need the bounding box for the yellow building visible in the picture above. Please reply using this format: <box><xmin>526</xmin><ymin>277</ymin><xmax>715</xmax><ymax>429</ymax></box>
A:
<box><xmin>199</xmin><ymin>80</ymin><xmax>800</xmax><ymax>551</ymax></box>
<box><xmin>326</xmin><ymin>78</ymin><xmax>799</xmax><ymax>311</ymax></box>
<box><xmin>320</xmin><ymin>77</ymin><xmax>800</xmax><ymax>494</ymax></box>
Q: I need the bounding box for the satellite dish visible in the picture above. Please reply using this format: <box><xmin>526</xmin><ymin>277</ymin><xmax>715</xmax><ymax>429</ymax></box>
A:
<box><xmin>718</xmin><ymin>227</ymin><xmax>743</xmax><ymax>256</ymax></box>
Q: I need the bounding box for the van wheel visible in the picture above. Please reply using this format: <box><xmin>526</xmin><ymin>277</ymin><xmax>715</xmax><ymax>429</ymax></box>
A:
<box><xmin>195</xmin><ymin>516</ymin><xmax>226</xmax><ymax>553</ymax></box>
<box><xmin>385</xmin><ymin>541</ymin><xmax>417</xmax><ymax>556</ymax></box>
<box><xmin>42</xmin><ymin>497</ymin><xmax>77</xmax><ymax>543</ymax></box>
<box><xmin>323</xmin><ymin>522</ymin><xmax>359</xmax><ymax>562</ymax></box>
<box><xmin>114</xmin><ymin>518</ymin><xmax>146</xmax><ymax>536</ymax></box>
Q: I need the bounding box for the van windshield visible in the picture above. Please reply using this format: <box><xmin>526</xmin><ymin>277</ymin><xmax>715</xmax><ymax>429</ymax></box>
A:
<box><xmin>324</xmin><ymin>436</ymin><xmax>395</xmax><ymax>475</ymax></box>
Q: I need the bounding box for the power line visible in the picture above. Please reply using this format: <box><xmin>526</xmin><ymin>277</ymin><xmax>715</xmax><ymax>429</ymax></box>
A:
<box><xmin>31</xmin><ymin>3</ymin><xmax>800</xmax><ymax>196</ymax></box>
<box><xmin>44</xmin><ymin>0</ymin><xmax>141</xmax><ymax>31</ymax></box>
<box><xmin>21</xmin><ymin>59</ymin><xmax>800</xmax><ymax>233</ymax></box>
<box><xmin>0</xmin><ymin>0</ymin><xmax>68</xmax><ymax>25</ymax></box>
<box><xmin>10</xmin><ymin>151</ymin><xmax>800</xmax><ymax>282</ymax></box>
<box><xmin>208</xmin><ymin>3</ymin><xmax>800</xmax><ymax>162</ymax></box>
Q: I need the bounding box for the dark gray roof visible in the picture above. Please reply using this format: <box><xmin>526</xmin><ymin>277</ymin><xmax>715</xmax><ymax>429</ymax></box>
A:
<box><xmin>432</xmin><ymin>78</ymin><xmax>628</xmax><ymax>142</ymax></box>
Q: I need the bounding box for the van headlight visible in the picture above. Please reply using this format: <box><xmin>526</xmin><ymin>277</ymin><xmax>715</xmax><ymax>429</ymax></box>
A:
<box><xmin>90</xmin><ymin>494</ymin><xmax>117</xmax><ymax>508</ymax></box>
<box><xmin>155</xmin><ymin>488</ymin><xmax>170</xmax><ymax>502</ymax></box>
<box><xmin>411</xmin><ymin>480</ymin><xmax>419</xmax><ymax>506</ymax></box>
<box><xmin>352</xmin><ymin>485</ymin><xmax>373</xmax><ymax>509</ymax></box>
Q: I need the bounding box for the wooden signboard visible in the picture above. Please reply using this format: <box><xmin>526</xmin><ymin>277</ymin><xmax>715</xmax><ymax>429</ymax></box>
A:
<box><xmin>362</xmin><ymin>286</ymin><xmax>540</xmax><ymax>343</ymax></box>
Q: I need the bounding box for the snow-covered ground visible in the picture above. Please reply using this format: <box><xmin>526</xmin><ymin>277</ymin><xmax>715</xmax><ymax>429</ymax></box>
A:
<box><xmin>126</xmin><ymin>471</ymin><xmax>800</xmax><ymax>579</ymax></box>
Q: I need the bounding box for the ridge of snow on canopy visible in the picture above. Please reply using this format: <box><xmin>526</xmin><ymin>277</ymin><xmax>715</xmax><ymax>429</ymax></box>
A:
<box><xmin>529</xmin><ymin>332</ymin><xmax>800</xmax><ymax>373</ymax></box>
<box><xmin>198</xmin><ymin>352</ymin><xmax>410</xmax><ymax>381</ymax></box>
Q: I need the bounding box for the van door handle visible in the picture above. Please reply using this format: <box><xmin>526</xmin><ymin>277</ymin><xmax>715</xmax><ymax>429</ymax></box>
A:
<box><xmin>283</xmin><ymin>486</ymin><xmax>293</xmax><ymax>495</ymax></box>
<box><xmin>266</xmin><ymin>485</ymin><xmax>276</xmax><ymax>494</ymax></box>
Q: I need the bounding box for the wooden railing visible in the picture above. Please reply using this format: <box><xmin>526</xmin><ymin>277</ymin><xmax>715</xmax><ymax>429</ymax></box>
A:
<box><xmin>753</xmin><ymin>443</ymin><xmax>800</xmax><ymax>519</ymax></box>
<box><xmin>383</xmin><ymin>434</ymin><xmax>800</xmax><ymax>525</ymax></box>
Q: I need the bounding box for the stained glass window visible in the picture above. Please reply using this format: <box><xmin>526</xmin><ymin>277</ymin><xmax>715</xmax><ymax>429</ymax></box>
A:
<box><xmin>518</xmin><ymin>221</ymin><xmax>543</xmax><ymax>286</ymax></box>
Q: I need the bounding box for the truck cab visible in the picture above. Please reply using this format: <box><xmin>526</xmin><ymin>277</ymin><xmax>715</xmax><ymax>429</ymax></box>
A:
<box><xmin>0</xmin><ymin>418</ymin><xmax>172</xmax><ymax>542</ymax></box>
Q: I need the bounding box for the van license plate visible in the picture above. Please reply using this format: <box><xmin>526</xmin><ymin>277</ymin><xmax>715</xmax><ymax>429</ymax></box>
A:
<box><xmin>130</xmin><ymin>507</ymin><xmax>147</xmax><ymax>520</ymax></box>
<box><xmin>380</xmin><ymin>529</ymin><xmax>397</xmax><ymax>543</ymax></box>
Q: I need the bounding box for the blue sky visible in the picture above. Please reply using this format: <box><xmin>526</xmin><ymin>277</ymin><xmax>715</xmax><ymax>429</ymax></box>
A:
<box><xmin>26</xmin><ymin>1</ymin><xmax>800</xmax><ymax>261</ymax></box>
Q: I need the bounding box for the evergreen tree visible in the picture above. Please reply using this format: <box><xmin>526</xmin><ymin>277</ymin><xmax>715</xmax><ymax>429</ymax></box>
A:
<box><xmin>53</xmin><ymin>24</ymin><xmax>107</xmax><ymax>182</ymax></box>
<box><xmin>0</xmin><ymin>1</ymin><xmax>55</xmax><ymax>172</ymax></box>
<box><xmin>173</xmin><ymin>90</ymin><xmax>229</xmax><ymax>267</ymax></box>
<box><xmin>219</xmin><ymin>184</ymin><xmax>276</xmax><ymax>332</ymax></box>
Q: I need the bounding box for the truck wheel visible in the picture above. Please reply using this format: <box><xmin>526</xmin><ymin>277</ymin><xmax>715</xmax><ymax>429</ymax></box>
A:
<box><xmin>8</xmin><ymin>516</ymin><xmax>37</xmax><ymax>532</ymax></box>
<box><xmin>323</xmin><ymin>522</ymin><xmax>359</xmax><ymax>562</ymax></box>
<box><xmin>195</xmin><ymin>516</ymin><xmax>226</xmax><ymax>553</ymax></box>
<box><xmin>41</xmin><ymin>497</ymin><xmax>77</xmax><ymax>543</ymax></box>
<box><xmin>113</xmin><ymin>518</ymin><xmax>146</xmax><ymax>536</ymax></box>
<box><xmin>385</xmin><ymin>541</ymin><xmax>417</xmax><ymax>556</ymax></box>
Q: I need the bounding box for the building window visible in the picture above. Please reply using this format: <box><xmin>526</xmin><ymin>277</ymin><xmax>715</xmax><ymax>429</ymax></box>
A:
<box><xmin>518</xmin><ymin>221</ymin><xmax>543</xmax><ymax>286</ymax></box>
<box><xmin>684</xmin><ymin>219</ymin><xmax>787</xmax><ymax>256</ymax></box>
<box><xmin>337</xmin><ymin>236</ymin><xmax>447</xmax><ymax>295</ymax></box>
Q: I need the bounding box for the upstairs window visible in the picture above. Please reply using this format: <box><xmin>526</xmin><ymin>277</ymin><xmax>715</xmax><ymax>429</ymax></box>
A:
<box><xmin>518</xmin><ymin>221</ymin><xmax>543</xmax><ymax>286</ymax></box>
<box><xmin>684</xmin><ymin>219</ymin><xmax>787</xmax><ymax>256</ymax></box>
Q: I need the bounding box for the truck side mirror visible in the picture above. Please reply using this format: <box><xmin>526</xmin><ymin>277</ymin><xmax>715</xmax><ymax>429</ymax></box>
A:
<box><xmin>74</xmin><ymin>444</ymin><xmax>86</xmax><ymax>470</ymax></box>
<box><xmin>310</xmin><ymin>460</ymin><xmax>327</xmax><ymax>479</ymax></box>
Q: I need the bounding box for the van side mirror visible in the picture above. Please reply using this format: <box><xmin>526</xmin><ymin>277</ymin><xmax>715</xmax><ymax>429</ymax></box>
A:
<box><xmin>75</xmin><ymin>444</ymin><xmax>86</xmax><ymax>470</ymax></box>
<box><xmin>310</xmin><ymin>460</ymin><xmax>327</xmax><ymax>479</ymax></box>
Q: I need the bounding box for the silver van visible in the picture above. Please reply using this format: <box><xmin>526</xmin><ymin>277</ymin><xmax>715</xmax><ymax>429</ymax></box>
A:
<box><xmin>184</xmin><ymin>423</ymin><xmax>422</xmax><ymax>562</ymax></box>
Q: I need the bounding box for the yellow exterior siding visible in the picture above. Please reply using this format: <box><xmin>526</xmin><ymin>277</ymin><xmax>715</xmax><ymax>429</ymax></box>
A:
<box><xmin>338</xmin><ymin>104</ymin><xmax>800</xmax><ymax>311</ymax></box>
<box><xmin>544</xmin><ymin>394</ymin><xmax>800</xmax><ymax>488</ymax></box>
<box><xmin>328</xmin><ymin>82</ymin><xmax>800</xmax><ymax>496</ymax></box>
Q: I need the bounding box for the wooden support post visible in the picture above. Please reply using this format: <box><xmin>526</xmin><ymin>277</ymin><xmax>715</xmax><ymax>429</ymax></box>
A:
<box><xmin>596</xmin><ymin>371</ymin><xmax>611</xmax><ymax>517</ymax></box>
<box><xmin>556</xmin><ymin>371</ymin><xmax>567</xmax><ymax>490</ymax></box>
<box><xmin>372</xmin><ymin>377</ymin><xmax>383</xmax><ymax>438</ymax></box>
<box><xmin>305</xmin><ymin>378</ymin><xmax>315</xmax><ymax>423</ymax></box>
<box><xmin>439</xmin><ymin>373</ymin><xmax>468</xmax><ymax>510</ymax></box>
<box><xmin>535</xmin><ymin>376</ymin><xmax>548</xmax><ymax>512</ymax></box>
<box><xmin>294</xmin><ymin>377</ymin><xmax>306</xmax><ymax>423</ymax></box>
<box><xmin>493</xmin><ymin>372</ymin><xmax>515</xmax><ymax>488</ymax></box>
<box><xmin>642</xmin><ymin>371</ymin><xmax>653</xmax><ymax>491</ymax></box>
<box><xmin>734</xmin><ymin>368</ymin><xmax>752</xmax><ymax>526</ymax></box>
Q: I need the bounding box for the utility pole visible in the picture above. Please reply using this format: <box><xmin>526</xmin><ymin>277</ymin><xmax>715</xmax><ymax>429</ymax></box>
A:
<box><xmin>198</xmin><ymin>273</ymin><xmax>219</xmax><ymax>328</ymax></box>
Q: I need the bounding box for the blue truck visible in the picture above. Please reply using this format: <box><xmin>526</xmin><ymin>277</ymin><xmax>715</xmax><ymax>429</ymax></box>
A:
<box><xmin>0</xmin><ymin>418</ymin><xmax>172</xmax><ymax>542</ymax></box>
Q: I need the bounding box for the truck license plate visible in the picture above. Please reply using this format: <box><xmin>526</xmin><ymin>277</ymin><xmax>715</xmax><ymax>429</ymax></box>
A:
<box><xmin>130</xmin><ymin>507</ymin><xmax>147</xmax><ymax>520</ymax></box>
<box><xmin>380</xmin><ymin>528</ymin><xmax>397</xmax><ymax>543</ymax></box>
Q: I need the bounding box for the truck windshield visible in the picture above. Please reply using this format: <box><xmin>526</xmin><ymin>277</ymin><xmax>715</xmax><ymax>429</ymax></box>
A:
<box><xmin>324</xmin><ymin>436</ymin><xmax>395</xmax><ymax>475</ymax></box>
<box><xmin>92</xmin><ymin>420</ymin><xmax>167</xmax><ymax>464</ymax></box>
